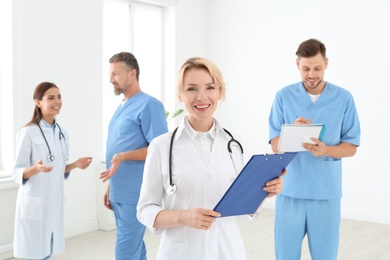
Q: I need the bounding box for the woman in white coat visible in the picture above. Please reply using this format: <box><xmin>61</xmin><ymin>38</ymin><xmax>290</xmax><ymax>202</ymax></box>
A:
<box><xmin>137</xmin><ymin>57</ymin><xmax>286</xmax><ymax>259</ymax></box>
<box><xmin>12</xmin><ymin>82</ymin><xmax>92</xmax><ymax>260</ymax></box>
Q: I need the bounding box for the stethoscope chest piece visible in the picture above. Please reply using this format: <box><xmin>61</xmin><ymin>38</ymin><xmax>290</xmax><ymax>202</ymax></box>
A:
<box><xmin>167</xmin><ymin>184</ymin><xmax>177</xmax><ymax>196</ymax></box>
<box><xmin>38</xmin><ymin>122</ymin><xmax>64</xmax><ymax>164</ymax></box>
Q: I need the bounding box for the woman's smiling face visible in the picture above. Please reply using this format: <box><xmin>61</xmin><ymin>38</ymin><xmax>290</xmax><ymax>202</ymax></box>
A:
<box><xmin>180</xmin><ymin>68</ymin><xmax>221</xmax><ymax>131</ymax></box>
<box><xmin>35</xmin><ymin>87</ymin><xmax>62</xmax><ymax>123</ymax></box>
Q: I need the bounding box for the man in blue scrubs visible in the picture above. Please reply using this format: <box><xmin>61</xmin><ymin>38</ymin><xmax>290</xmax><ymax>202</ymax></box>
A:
<box><xmin>100</xmin><ymin>52</ymin><xmax>168</xmax><ymax>259</ymax></box>
<box><xmin>268</xmin><ymin>39</ymin><xmax>360</xmax><ymax>260</ymax></box>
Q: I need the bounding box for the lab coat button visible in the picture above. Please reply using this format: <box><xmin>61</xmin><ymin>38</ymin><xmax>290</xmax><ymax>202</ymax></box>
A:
<box><xmin>210</xmin><ymin>251</ymin><xmax>215</xmax><ymax>257</ymax></box>
<box><xmin>208</xmin><ymin>200</ymin><xmax>213</xmax><ymax>206</ymax></box>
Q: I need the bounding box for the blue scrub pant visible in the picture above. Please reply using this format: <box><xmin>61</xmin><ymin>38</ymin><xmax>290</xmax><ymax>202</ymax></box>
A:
<box><xmin>274</xmin><ymin>195</ymin><xmax>341</xmax><ymax>260</ymax></box>
<box><xmin>111</xmin><ymin>202</ymin><xmax>147</xmax><ymax>260</ymax></box>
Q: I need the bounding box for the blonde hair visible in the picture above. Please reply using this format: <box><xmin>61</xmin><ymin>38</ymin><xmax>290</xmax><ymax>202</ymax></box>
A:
<box><xmin>176</xmin><ymin>57</ymin><xmax>226</xmax><ymax>100</ymax></box>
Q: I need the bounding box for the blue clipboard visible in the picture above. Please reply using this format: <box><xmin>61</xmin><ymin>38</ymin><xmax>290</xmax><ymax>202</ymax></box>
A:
<box><xmin>213</xmin><ymin>152</ymin><xmax>297</xmax><ymax>217</ymax></box>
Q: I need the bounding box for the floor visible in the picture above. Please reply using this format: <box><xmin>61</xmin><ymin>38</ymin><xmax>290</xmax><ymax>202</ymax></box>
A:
<box><xmin>8</xmin><ymin>209</ymin><xmax>390</xmax><ymax>260</ymax></box>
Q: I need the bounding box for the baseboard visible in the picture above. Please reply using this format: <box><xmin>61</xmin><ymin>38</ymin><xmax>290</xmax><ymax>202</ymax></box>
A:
<box><xmin>262</xmin><ymin>201</ymin><xmax>390</xmax><ymax>225</ymax></box>
<box><xmin>341</xmin><ymin>210</ymin><xmax>390</xmax><ymax>225</ymax></box>
<box><xmin>64</xmin><ymin>219</ymin><xmax>99</xmax><ymax>238</ymax></box>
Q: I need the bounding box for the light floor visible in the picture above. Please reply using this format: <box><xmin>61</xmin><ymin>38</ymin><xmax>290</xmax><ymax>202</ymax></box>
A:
<box><xmin>9</xmin><ymin>209</ymin><xmax>390</xmax><ymax>260</ymax></box>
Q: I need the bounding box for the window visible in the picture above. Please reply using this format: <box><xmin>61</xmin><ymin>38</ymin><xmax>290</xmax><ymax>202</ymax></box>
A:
<box><xmin>102</xmin><ymin>0</ymin><xmax>176</xmax><ymax>159</ymax></box>
<box><xmin>128</xmin><ymin>2</ymin><xmax>176</xmax><ymax>111</ymax></box>
<box><xmin>0</xmin><ymin>0</ymin><xmax>13</xmax><ymax>177</ymax></box>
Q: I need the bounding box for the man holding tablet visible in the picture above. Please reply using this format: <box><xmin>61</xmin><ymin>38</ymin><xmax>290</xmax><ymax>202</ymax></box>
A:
<box><xmin>268</xmin><ymin>38</ymin><xmax>361</xmax><ymax>260</ymax></box>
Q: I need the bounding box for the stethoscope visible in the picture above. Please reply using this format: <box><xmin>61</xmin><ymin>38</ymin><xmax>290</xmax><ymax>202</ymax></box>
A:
<box><xmin>37</xmin><ymin>122</ymin><xmax>65</xmax><ymax>162</ymax></box>
<box><xmin>167</xmin><ymin>127</ymin><xmax>244</xmax><ymax>196</ymax></box>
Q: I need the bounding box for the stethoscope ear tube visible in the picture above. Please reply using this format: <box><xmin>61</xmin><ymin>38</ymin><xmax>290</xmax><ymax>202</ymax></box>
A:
<box><xmin>167</xmin><ymin>127</ymin><xmax>244</xmax><ymax>196</ymax></box>
<box><xmin>168</xmin><ymin>127</ymin><xmax>179</xmax><ymax>195</ymax></box>
<box><xmin>224</xmin><ymin>128</ymin><xmax>244</xmax><ymax>154</ymax></box>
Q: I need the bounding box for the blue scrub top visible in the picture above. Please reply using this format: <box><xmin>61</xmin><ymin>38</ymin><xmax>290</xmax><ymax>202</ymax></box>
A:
<box><xmin>269</xmin><ymin>82</ymin><xmax>360</xmax><ymax>200</ymax></box>
<box><xmin>106</xmin><ymin>92</ymin><xmax>168</xmax><ymax>203</ymax></box>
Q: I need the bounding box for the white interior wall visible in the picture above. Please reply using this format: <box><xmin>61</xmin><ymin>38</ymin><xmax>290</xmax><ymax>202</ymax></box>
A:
<box><xmin>204</xmin><ymin>0</ymin><xmax>390</xmax><ymax>224</ymax></box>
<box><xmin>8</xmin><ymin>0</ymin><xmax>389</xmax><ymax>249</ymax></box>
<box><xmin>175</xmin><ymin>0</ymin><xmax>208</xmax><ymax>64</ymax></box>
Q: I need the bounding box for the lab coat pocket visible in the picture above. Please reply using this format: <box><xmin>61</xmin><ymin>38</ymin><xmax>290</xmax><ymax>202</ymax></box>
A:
<box><xmin>31</xmin><ymin>136</ymin><xmax>49</xmax><ymax>162</ymax></box>
<box><xmin>163</xmin><ymin>241</ymin><xmax>185</xmax><ymax>259</ymax></box>
<box><xmin>18</xmin><ymin>196</ymin><xmax>42</xmax><ymax>220</ymax></box>
<box><xmin>161</xmin><ymin>228</ymin><xmax>185</xmax><ymax>259</ymax></box>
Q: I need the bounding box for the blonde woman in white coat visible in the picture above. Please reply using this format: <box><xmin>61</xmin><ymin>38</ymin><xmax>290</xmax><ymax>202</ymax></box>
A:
<box><xmin>12</xmin><ymin>82</ymin><xmax>92</xmax><ymax>260</ymax></box>
<box><xmin>137</xmin><ymin>58</ymin><xmax>286</xmax><ymax>259</ymax></box>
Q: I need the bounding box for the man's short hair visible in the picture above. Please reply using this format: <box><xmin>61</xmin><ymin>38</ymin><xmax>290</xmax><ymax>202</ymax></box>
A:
<box><xmin>109</xmin><ymin>52</ymin><xmax>140</xmax><ymax>80</ymax></box>
<box><xmin>296</xmin><ymin>39</ymin><xmax>326</xmax><ymax>59</ymax></box>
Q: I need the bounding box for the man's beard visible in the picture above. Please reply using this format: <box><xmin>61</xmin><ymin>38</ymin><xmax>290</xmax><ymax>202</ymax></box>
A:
<box><xmin>113</xmin><ymin>84</ymin><xmax>128</xmax><ymax>96</ymax></box>
<box><xmin>304</xmin><ymin>78</ymin><xmax>323</xmax><ymax>90</ymax></box>
<box><xmin>114</xmin><ymin>87</ymin><xmax>122</xmax><ymax>96</ymax></box>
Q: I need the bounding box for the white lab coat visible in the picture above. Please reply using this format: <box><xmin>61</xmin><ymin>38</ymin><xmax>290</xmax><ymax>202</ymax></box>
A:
<box><xmin>137</xmin><ymin>118</ymin><xmax>251</xmax><ymax>260</ymax></box>
<box><xmin>12</xmin><ymin>121</ymin><xmax>69</xmax><ymax>259</ymax></box>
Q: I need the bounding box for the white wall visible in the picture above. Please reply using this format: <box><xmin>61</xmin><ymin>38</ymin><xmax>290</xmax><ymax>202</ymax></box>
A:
<box><xmin>202</xmin><ymin>0</ymin><xmax>390</xmax><ymax>224</ymax></box>
<box><xmin>175</xmin><ymin>0</ymin><xmax>208</xmax><ymax>64</ymax></box>
<box><xmin>9</xmin><ymin>0</ymin><xmax>389</xmax><ymax>246</ymax></box>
